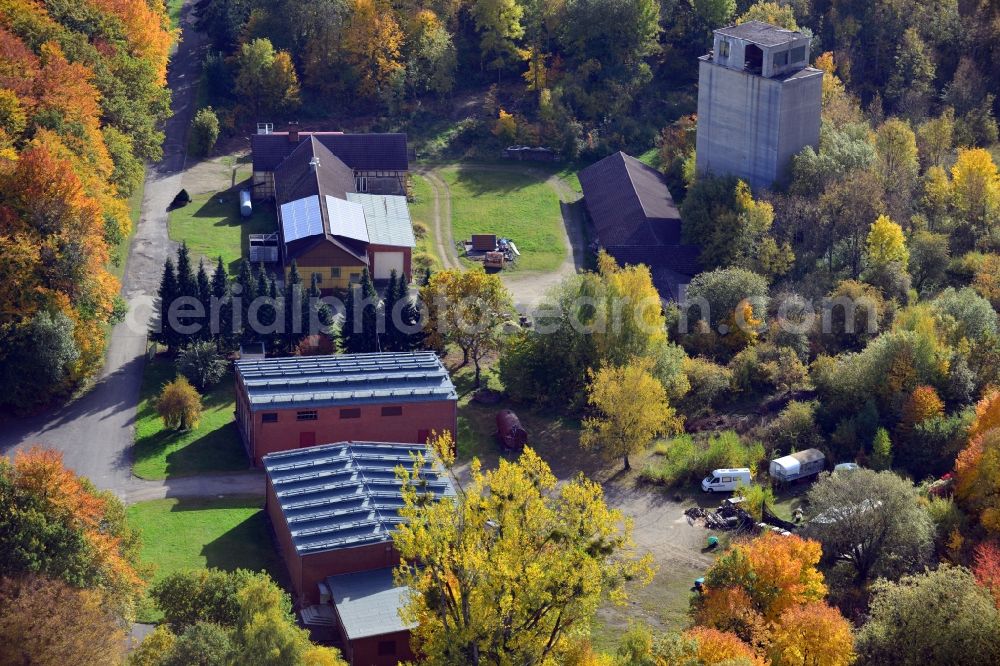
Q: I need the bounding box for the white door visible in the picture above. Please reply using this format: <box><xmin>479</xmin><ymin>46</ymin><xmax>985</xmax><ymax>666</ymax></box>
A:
<box><xmin>373</xmin><ymin>251</ymin><xmax>404</xmax><ymax>280</ymax></box>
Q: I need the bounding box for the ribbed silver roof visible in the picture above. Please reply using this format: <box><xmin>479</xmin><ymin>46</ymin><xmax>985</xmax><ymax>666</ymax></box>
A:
<box><xmin>236</xmin><ymin>352</ymin><xmax>456</xmax><ymax>411</ymax></box>
<box><xmin>263</xmin><ymin>441</ymin><xmax>454</xmax><ymax>555</ymax></box>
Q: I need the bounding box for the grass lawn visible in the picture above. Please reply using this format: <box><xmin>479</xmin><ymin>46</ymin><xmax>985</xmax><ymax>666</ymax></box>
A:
<box><xmin>440</xmin><ymin>165</ymin><xmax>565</xmax><ymax>273</ymax></box>
<box><xmin>408</xmin><ymin>173</ymin><xmax>443</xmax><ymax>270</ymax></box>
<box><xmin>168</xmin><ymin>187</ymin><xmax>277</xmax><ymax>273</ymax></box>
<box><xmin>128</xmin><ymin>497</ymin><xmax>282</xmax><ymax>622</ymax></box>
<box><xmin>133</xmin><ymin>355</ymin><xmax>247</xmax><ymax>480</ymax></box>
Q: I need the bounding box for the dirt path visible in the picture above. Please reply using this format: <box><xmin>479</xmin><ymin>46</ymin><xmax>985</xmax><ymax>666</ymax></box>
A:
<box><xmin>417</xmin><ymin>168</ymin><xmax>461</xmax><ymax>270</ymax></box>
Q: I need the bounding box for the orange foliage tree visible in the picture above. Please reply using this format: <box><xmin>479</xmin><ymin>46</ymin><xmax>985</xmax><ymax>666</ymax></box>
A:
<box><xmin>769</xmin><ymin>602</ymin><xmax>856</xmax><ymax>666</ymax></box>
<box><xmin>899</xmin><ymin>385</ymin><xmax>945</xmax><ymax>431</ymax></box>
<box><xmin>956</xmin><ymin>391</ymin><xmax>1000</xmax><ymax>533</ymax></box>
<box><xmin>683</xmin><ymin>626</ymin><xmax>766</xmax><ymax>666</ymax></box>
<box><xmin>0</xmin><ymin>447</ymin><xmax>146</xmax><ymax>619</ymax></box>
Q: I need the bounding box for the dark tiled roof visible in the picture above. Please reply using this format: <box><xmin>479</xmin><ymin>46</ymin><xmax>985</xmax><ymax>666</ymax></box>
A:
<box><xmin>252</xmin><ymin>132</ymin><xmax>409</xmax><ymax>172</ymax></box>
<box><xmin>604</xmin><ymin>245</ymin><xmax>702</xmax><ymax>301</ymax></box>
<box><xmin>273</xmin><ymin>136</ymin><xmax>356</xmax><ymax>205</ymax></box>
<box><xmin>716</xmin><ymin>21</ymin><xmax>806</xmax><ymax>47</ymax></box>
<box><xmin>579</xmin><ymin>152</ymin><xmax>682</xmax><ymax>247</ymax></box>
<box><xmin>235</xmin><ymin>352</ymin><xmax>457</xmax><ymax>411</ymax></box>
<box><xmin>263</xmin><ymin>441</ymin><xmax>455</xmax><ymax>555</ymax></box>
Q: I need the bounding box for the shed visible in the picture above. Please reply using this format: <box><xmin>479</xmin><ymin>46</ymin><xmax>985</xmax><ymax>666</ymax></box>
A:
<box><xmin>326</xmin><ymin>568</ymin><xmax>415</xmax><ymax>665</ymax></box>
<box><xmin>769</xmin><ymin>448</ymin><xmax>825</xmax><ymax>481</ymax></box>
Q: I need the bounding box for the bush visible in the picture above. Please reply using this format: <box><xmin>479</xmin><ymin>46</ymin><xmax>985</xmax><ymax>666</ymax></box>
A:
<box><xmin>641</xmin><ymin>431</ymin><xmax>764</xmax><ymax>488</ymax></box>
<box><xmin>156</xmin><ymin>376</ymin><xmax>202</xmax><ymax>430</ymax></box>
<box><xmin>678</xmin><ymin>357</ymin><xmax>733</xmax><ymax>417</ymax></box>
<box><xmin>412</xmin><ymin>221</ymin><xmax>429</xmax><ymax>240</ymax></box>
<box><xmin>412</xmin><ymin>252</ymin><xmax>436</xmax><ymax>272</ymax></box>
<box><xmin>176</xmin><ymin>341</ymin><xmax>228</xmax><ymax>391</ymax></box>
<box><xmin>190</xmin><ymin>107</ymin><xmax>219</xmax><ymax>158</ymax></box>
<box><xmin>761</xmin><ymin>400</ymin><xmax>823</xmax><ymax>456</ymax></box>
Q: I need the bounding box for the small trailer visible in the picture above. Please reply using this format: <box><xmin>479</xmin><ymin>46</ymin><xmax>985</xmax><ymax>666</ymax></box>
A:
<box><xmin>484</xmin><ymin>251</ymin><xmax>506</xmax><ymax>269</ymax></box>
<box><xmin>769</xmin><ymin>448</ymin><xmax>826</xmax><ymax>484</ymax></box>
<box><xmin>496</xmin><ymin>410</ymin><xmax>528</xmax><ymax>451</ymax></box>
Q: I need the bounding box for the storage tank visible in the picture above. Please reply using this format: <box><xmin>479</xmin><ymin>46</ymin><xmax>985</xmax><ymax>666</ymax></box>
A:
<box><xmin>240</xmin><ymin>189</ymin><xmax>252</xmax><ymax>218</ymax></box>
<box><xmin>495</xmin><ymin>410</ymin><xmax>528</xmax><ymax>451</ymax></box>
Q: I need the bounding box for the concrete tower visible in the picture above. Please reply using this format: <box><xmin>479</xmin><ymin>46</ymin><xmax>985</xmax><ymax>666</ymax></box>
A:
<box><xmin>695</xmin><ymin>21</ymin><xmax>822</xmax><ymax>191</ymax></box>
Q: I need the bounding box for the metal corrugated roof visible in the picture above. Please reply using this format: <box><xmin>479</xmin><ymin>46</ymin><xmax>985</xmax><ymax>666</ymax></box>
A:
<box><xmin>346</xmin><ymin>193</ymin><xmax>416</xmax><ymax>248</ymax></box>
<box><xmin>326</xmin><ymin>567</ymin><xmax>415</xmax><ymax>640</ymax></box>
<box><xmin>715</xmin><ymin>21</ymin><xmax>806</xmax><ymax>47</ymax></box>
<box><xmin>264</xmin><ymin>441</ymin><xmax>455</xmax><ymax>556</ymax></box>
<box><xmin>235</xmin><ymin>353</ymin><xmax>457</xmax><ymax>411</ymax></box>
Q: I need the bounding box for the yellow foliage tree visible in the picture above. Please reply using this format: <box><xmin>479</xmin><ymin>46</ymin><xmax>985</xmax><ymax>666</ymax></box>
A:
<box><xmin>951</xmin><ymin>148</ymin><xmax>1000</xmax><ymax>246</ymax></box>
<box><xmin>156</xmin><ymin>376</ymin><xmax>202</xmax><ymax>430</ymax></box>
<box><xmin>594</xmin><ymin>251</ymin><xmax>669</xmax><ymax>366</ymax></box>
<box><xmin>685</xmin><ymin>626</ymin><xmax>767</xmax><ymax>666</ymax></box>
<box><xmin>343</xmin><ymin>0</ymin><xmax>405</xmax><ymax>99</ymax></box>
<box><xmin>769</xmin><ymin>602</ymin><xmax>856</xmax><ymax>666</ymax></box>
<box><xmin>493</xmin><ymin>108</ymin><xmax>517</xmax><ymax>141</ymax></box>
<box><xmin>580</xmin><ymin>357</ymin><xmax>682</xmax><ymax>471</ymax></box>
<box><xmin>393</xmin><ymin>447</ymin><xmax>654</xmax><ymax>665</ymax></box>
<box><xmin>865</xmin><ymin>214</ymin><xmax>909</xmax><ymax>269</ymax></box>
<box><xmin>736</xmin><ymin>1</ymin><xmax>798</xmax><ymax>30</ymax></box>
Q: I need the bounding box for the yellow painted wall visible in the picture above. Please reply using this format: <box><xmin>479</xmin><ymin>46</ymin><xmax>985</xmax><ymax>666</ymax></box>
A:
<box><xmin>286</xmin><ymin>265</ymin><xmax>365</xmax><ymax>290</ymax></box>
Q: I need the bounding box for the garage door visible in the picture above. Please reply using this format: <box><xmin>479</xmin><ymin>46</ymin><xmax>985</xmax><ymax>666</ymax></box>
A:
<box><xmin>373</xmin><ymin>251</ymin><xmax>404</xmax><ymax>280</ymax></box>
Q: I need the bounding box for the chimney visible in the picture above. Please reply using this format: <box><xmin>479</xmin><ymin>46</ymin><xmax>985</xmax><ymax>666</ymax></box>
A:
<box><xmin>288</xmin><ymin>121</ymin><xmax>299</xmax><ymax>143</ymax></box>
<box><xmin>309</xmin><ymin>156</ymin><xmax>321</xmax><ymax>172</ymax></box>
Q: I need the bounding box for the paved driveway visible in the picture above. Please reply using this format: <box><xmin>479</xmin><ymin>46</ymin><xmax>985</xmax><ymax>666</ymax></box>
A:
<box><xmin>0</xmin><ymin>2</ymin><xmax>209</xmax><ymax>498</ymax></box>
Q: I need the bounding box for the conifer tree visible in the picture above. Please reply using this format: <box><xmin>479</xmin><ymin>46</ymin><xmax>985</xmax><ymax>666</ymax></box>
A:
<box><xmin>383</xmin><ymin>270</ymin><xmax>401</xmax><ymax>351</ymax></box>
<box><xmin>341</xmin><ymin>283</ymin><xmax>360</xmax><ymax>353</ymax></box>
<box><xmin>196</xmin><ymin>259</ymin><xmax>211</xmax><ymax>342</ymax></box>
<box><xmin>154</xmin><ymin>257</ymin><xmax>181</xmax><ymax>352</ymax></box>
<box><xmin>176</xmin><ymin>242</ymin><xmax>195</xmax><ymax>299</ymax></box>
<box><xmin>359</xmin><ymin>268</ymin><xmax>381</xmax><ymax>353</ymax></box>
<box><xmin>282</xmin><ymin>261</ymin><xmax>305</xmax><ymax>354</ymax></box>
<box><xmin>236</xmin><ymin>259</ymin><xmax>256</xmax><ymax>345</ymax></box>
<box><xmin>211</xmin><ymin>257</ymin><xmax>232</xmax><ymax>351</ymax></box>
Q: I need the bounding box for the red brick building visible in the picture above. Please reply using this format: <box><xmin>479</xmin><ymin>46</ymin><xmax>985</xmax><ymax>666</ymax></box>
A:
<box><xmin>234</xmin><ymin>352</ymin><xmax>457</xmax><ymax>466</ymax></box>
<box><xmin>263</xmin><ymin>442</ymin><xmax>455</xmax><ymax>665</ymax></box>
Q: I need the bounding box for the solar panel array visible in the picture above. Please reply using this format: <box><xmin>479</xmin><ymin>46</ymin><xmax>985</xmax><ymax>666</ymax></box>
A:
<box><xmin>235</xmin><ymin>352</ymin><xmax>458</xmax><ymax>410</ymax></box>
<box><xmin>325</xmin><ymin>195</ymin><xmax>369</xmax><ymax>243</ymax></box>
<box><xmin>280</xmin><ymin>195</ymin><xmax>324</xmax><ymax>243</ymax></box>
<box><xmin>263</xmin><ymin>441</ymin><xmax>455</xmax><ymax>555</ymax></box>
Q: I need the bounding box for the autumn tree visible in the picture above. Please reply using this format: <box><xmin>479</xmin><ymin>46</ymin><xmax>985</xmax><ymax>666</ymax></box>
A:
<box><xmin>855</xmin><ymin>566</ymin><xmax>1000</xmax><ymax>665</ymax></box>
<box><xmin>234</xmin><ymin>38</ymin><xmax>301</xmax><ymax>120</ymax></box>
<box><xmin>471</xmin><ymin>0</ymin><xmax>525</xmax><ymax>76</ymax></box>
<box><xmin>580</xmin><ymin>357</ymin><xmax>682</xmax><ymax>471</ymax></box>
<box><xmin>144</xmin><ymin>568</ymin><xmax>346</xmax><ymax>665</ymax></box>
<box><xmin>736</xmin><ymin>1</ymin><xmax>797</xmax><ymax>30</ymax></box>
<box><xmin>769</xmin><ymin>602</ymin><xmax>856</xmax><ymax>666</ymax></box>
<box><xmin>874</xmin><ymin>119</ymin><xmax>919</xmax><ymax>218</ymax></box>
<box><xmin>870</xmin><ymin>428</ymin><xmax>893</xmax><ymax>471</ymax></box>
<box><xmin>393</xmin><ymin>443</ymin><xmax>654</xmax><ymax>665</ymax></box>
<box><xmin>0</xmin><ymin>448</ymin><xmax>145</xmax><ymax>620</ymax></box>
<box><xmin>343</xmin><ymin>0</ymin><xmax>405</xmax><ymax>102</ymax></box>
<box><xmin>421</xmin><ymin>268</ymin><xmax>513</xmax><ymax>387</ymax></box>
<box><xmin>156</xmin><ymin>376</ymin><xmax>203</xmax><ymax>430</ymax></box>
<box><xmin>683</xmin><ymin>627</ymin><xmax>765</xmax><ymax>666</ymax></box>
<box><xmin>951</xmin><ymin>148</ymin><xmax>1000</xmax><ymax>249</ymax></box>
<box><xmin>956</xmin><ymin>411</ymin><xmax>1000</xmax><ymax>535</ymax></box>
<box><xmin>0</xmin><ymin>574</ymin><xmax>126</xmax><ymax>666</ymax></box>
<box><xmin>804</xmin><ymin>469</ymin><xmax>933</xmax><ymax>582</ymax></box>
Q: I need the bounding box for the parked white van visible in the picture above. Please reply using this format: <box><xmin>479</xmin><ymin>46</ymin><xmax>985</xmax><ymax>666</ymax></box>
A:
<box><xmin>701</xmin><ymin>468</ymin><xmax>753</xmax><ymax>493</ymax></box>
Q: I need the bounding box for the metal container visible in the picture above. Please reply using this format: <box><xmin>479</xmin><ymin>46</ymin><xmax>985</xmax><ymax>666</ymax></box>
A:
<box><xmin>495</xmin><ymin>409</ymin><xmax>528</xmax><ymax>451</ymax></box>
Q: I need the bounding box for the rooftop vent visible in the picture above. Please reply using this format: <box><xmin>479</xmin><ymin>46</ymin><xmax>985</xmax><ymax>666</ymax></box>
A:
<box><xmin>309</xmin><ymin>156</ymin><xmax>321</xmax><ymax>171</ymax></box>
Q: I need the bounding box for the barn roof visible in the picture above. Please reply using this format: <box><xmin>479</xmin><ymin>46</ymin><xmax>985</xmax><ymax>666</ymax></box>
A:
<box><xmin>347</xmin><ymin>193</ymin><xmax>416</xmax><ymax>248</ymax></box>
<box><xmin>263</xmin><ymin>441</ymin><xmax>455</xmax><ymax>556</ymax></box>
<box><xmin>578</xmin><ymin>152</ymin><xmax>681</xmax><ymax>247</ymax></box>
<box><xmin>252</xmin><ymin>132</ymin><xmax>409</xmax><ymax>172</ymax></box>
<box><xmin>715</xmin><ymin>21</ymin><xmax>807</xmax><ymax>47</ymax></box>
<box><xmin>235</xmin><ymin>352</ymin><xmax>457</xmax><ymax>411</ymax></box>
<box><xmin>326</xmin><ymin>567</ymin><xmax>415</xmax><ymax>640</ymax></box>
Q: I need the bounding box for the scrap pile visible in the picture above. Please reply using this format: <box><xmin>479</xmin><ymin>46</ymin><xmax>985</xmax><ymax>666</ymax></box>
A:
<box><xmin>684</xmin><ymin>500</ymin><xmax>756</xmax><ymax>533</ymax></box>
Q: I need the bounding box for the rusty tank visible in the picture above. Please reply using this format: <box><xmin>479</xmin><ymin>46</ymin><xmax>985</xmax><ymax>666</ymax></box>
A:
<box><xmin>495</xmin><ymin>409</ymin><xmax>528</xmax><ymax>451</ymax></box>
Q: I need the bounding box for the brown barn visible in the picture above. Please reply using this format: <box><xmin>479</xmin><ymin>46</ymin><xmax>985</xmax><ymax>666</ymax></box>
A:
<box><xmin>263</xmin><ymin>441</ymin><xmax>455</xmax><ymax>665</ymax></box>
<box><xmin>267</xmin><ymin>136</ymin><xmax>416</xmax><ymax>290</ymax></box>
<box><xmin>234</xmin><ymin>352</ymin><xmax>457</xmax><ymax>466</ymax></box>
<box><xmin>579</xmin><ymin>151</ymin><xmax>701</xmax><ymax>300</ymax></box>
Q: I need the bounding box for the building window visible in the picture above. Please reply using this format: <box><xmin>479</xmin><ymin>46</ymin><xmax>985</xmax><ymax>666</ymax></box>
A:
<box><xmin>311</xmin><ymin>272</ymin><xmax>323</xmax><ymax>284</ymax></box>
<box><xmin>330</xmin><ymin>267</ymin><xmax>341</xmax><ymax>278</ymax></box>
<box><xmin>377</xmin><ymin>641</ymin><xmax>397</xmax><ymax>656</ymax></box>
<box><xmin>296</xmin><ymin>410</ymin><xmax>318</xmax><ymax>421</ymax></box>
<box><xmin>790</xmin><ymin>46</ymin><xmax>806</xmax><ymax>63</ymax></box>
<box><xmin>349</xmin><ymin>272</ymin><xmax>361</xmax><ymax>283</ymax></box>
<box><xmin>719</xmin><ymin>40</ymin><xmax>730</xmax><ymax>58</ymax></box>
<box><xmin>773</xmin><ymin>50</ymin><xmax>788</xmax><ymax>67</ymax></box>
<box><xmin>381</xmin><ymin>406</ymin><xmax>403</xmax><ymax>417</ymax></box>
<box><xmin>262</xmin><ymin>413</ymin><xmax>278</xmax><ymax>423</ymax></box>
<box><xmin>340</xmin><ymin>408</ymin><xmax>361</xmax><ymax>419</ymax></box>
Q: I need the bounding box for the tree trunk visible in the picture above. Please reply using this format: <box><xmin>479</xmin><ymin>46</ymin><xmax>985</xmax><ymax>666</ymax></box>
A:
<box><xmin>474</xmin><ymin>360</ymin><xmax>482</xmax><ymax>388</ymax></box>
<box><xmin>623</xmin><ymin>454</ymin><xmax>631</xmax><ymax>471</ymax></box>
